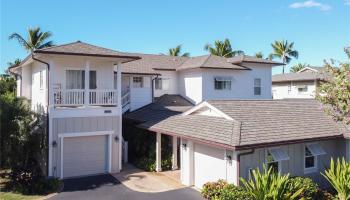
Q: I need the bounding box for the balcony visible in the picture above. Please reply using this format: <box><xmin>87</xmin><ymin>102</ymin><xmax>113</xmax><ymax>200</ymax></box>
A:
<box><xmin>54</xmin><ymin>89</ymin><xmax>118</xmax><ymax>107</ymax></box>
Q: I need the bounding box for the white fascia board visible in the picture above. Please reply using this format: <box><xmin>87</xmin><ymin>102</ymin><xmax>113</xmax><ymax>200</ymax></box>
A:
<box><xmin>182</xmin><ymin>101</ymin><xmax>233</xmax><ymax>121</ymax></box>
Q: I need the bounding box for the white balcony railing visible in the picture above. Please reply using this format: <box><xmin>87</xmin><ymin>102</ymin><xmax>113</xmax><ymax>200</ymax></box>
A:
<box><xmin>54</xmin><ymin>89</ymin><xmax>117</xmax><ymax>106</ymax></box>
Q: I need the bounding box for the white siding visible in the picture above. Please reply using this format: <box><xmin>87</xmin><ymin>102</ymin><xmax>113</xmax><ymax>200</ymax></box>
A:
<box><xmin>272</xmin><ymin>81</ymin><xmax>316</xmax><ymax>99</ymax></box>
<box><xmin>202</xmin><ymin>65</ymin><xmax>272</xmax><ymax>101</ymax></box>
<box><xmin>129</xmin><ymin>75</ymin><xmax>152</xmax><ymax>111</ymax></box>
<box><xmin>154</xmin><ymin>71</ymin><xmax>178</xmax><ymax>97</ymax></box>
<box><xmin>178</xmin><ymin>69</ymin><xmax>203</xmax><ymax>104</ymax></box>
<box><xmin>31</xmin><ymin>62</ymin><xmax>47</xmax><ymax>112</ymax></box>
<box><xmin>21</xmin><ymin>65</ymin><xmax>32</xmax><ymax>99</ymax></box>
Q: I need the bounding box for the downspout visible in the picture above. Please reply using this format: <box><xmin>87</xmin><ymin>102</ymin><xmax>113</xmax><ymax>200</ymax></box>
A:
<box><xmin>32</xmin><ymin>54</ymin><xmax>50</xmax><ymax>176</ymax></box>
<box><xmin>236</xmin><ymin>149</ymin><xmax>254</xmax><ymax>186</ymax></box>
<box><xmin>151</xmin><ymin>74</ymin><xmax>159</xmax><ymax>102</ymax></box>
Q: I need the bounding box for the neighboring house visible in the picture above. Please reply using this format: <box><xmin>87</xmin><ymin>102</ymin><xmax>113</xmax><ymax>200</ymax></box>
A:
<box><xmin>10</xmin><ymin>41</ymin><xmax>350</xmax><ymax>189</ymax></box>
<box><xmin>272</xmin><ymin>66</ymin><xmax>327</xmax><ymax>99</ymax></box>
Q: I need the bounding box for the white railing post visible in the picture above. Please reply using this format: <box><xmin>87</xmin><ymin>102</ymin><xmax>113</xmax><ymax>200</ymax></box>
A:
<box><xmin>84</xmin><ymin>61</ymin><xmax>90</xmax><ymax>107</ymax></box>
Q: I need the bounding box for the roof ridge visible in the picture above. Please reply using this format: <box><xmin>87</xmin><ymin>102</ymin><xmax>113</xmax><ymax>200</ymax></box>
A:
<box><xmin>35</xmin><ymin>41</ymin><xmax>80</xmax><ymax>51</ymax></box>
<box><xmin>201</xmin><ymin>54</ymin><xmax>212</xmax><ymax>67</ymax></box>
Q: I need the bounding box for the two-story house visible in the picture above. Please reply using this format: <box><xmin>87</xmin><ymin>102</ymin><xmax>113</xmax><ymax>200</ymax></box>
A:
<box><xmin>11</xmin><ymin>41</ymin><xmax>350</xmax><ymax>189</ymax></box>
<box><xmin>272</xmin><ymin>66</ymin><xmax>327</xmax><ymax>99</ymax></box>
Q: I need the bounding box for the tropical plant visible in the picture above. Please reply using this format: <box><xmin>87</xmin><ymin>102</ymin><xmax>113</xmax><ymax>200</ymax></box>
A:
<box><xmin>9</xmin><ymin>27</ymin><xmax>53</xmax><ymax>52</ymax></box>
<box><xmin>322</xmin><ymin>158</ymin><xmax>350</xmax><ymax>200</ymax></box>
<box><xmin>240</xmin><ymin>165</ymin><xmax>303</xmax><ymax>200</ymax></box>
<box><xmin>204</xmin><ymin>38</ymin><xmax>244</xmax><ymax>58</ymax></box>
<box><xmin>290</xmin><ymin>63</ymin><xmax>310</xmax><ymax>73</ymax></box>
<box><xmin>287</xmin><ymin>177</ymin><xmax>318</xmax><ymax>200</ymax></box>
<box><xmin>316</xmin><ymin>49</ymin><xmax>350</xmax><ymax>124</ymax></box>
<box><xmin>7</xmin><ymin>58</ymin><xmax>22</xmax><ymax>69</ymax></box>
<box><xmin>269</xmin><ymin>40</ymin><xmax>299</xmax><ymax>74</ymax></box>
<box><xmin>168</xmin><ymin>45</ymin><xmax>190</xmax><ymax>57</ymax></box>
<box><xmin>255</xmin><ymin>52</ymin><xmax>264</xmax><ymax>58</ymax></box>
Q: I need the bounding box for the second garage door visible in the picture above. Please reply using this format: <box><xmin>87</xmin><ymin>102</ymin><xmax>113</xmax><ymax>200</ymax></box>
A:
<box><xmin>63</xmin><ymin>135</ymin><xmax>108</xmax><ymax>178</ymax></box>
<box><xmin>194</xmin><ymin>143</ymin><xmax>227</xmax><ymax>188</ymax></box>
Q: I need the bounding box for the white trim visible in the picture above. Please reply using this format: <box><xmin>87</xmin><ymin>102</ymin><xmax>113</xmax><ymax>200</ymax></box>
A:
<box><xmin>297</xmin><ymin>66</ymin><xmax>318</xmax><ymax>73</ymax></box>
<box><xmin>117</xmin><ymin>62</ymin><xmax>123</xmax><ymax>171</ymax></box>
<box><xmin>182</xmin><ymin>101</ymin><xmax>233</xmax><ymax>121</ymax></box>
<box><xmin>48</xmin><ymin>117</ymin><xmax>53</xmax><ymax>176</ymax></box>
<box><xmin>60</xmin><ymin>137</ymin><xmax>64</xmax><ymax>179</ymax></box>
<box><xmin>265</xmin><ymin>148</ymin><xmax>282</xmax><ymax>174</ymax></box>
<box><xmin>303</xmin><ymin>143</ymin><xmax>319</xmax><ymax>174</ymax></box>
<box><xmin>59</xmin><ymin>131</ymin><xmax>113</xmax><ymax>179</ymax></box>
<box><xmin>58</xmin><ymin>131</ymin><xmax>114</xmax><ymax>138</ymax></box>
<box><xmin>49</xmin><ymin>107</ymin><xmax>119</xmax><ymax>118</ymax></box>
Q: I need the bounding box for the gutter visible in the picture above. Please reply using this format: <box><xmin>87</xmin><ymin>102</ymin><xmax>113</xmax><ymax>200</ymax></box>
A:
<box><xmin>236</xmin><ymin>149</ymin><xmax>255</xmax><ymax>186</ymax></box>
<box><xmin>31</xmin><ymin>54</ymin><xmax>50</xmax><ymax>176</ymax></box>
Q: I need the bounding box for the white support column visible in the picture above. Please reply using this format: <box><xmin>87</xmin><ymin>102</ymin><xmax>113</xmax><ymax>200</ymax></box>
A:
<box><xmin>60</xmin><ymin>137</ymin><xmax>64</xmax><ymax>179</ymax></box>
<box><xmin>156</xmin><ymin>132</ymin><xmax>162</xmax><ymax>172</ymax></box>
<box><xmin>180</xmin><ymin>139</ymin><xmax>194</xmax><ymax>186</ymax></box>
<box><xmin>117</xmin><ymin>62</ymin><xmax>123</xmax><ymax>171</ymax></box>
<box><xmin>172</xmin><ymin>136</ymin><xmax>178</xmax><ymax>170</ymax></box>
<box><xmin>84</xmin><ymin>61</ymin><xmax>90</xmax><ymax>107</ymax></box>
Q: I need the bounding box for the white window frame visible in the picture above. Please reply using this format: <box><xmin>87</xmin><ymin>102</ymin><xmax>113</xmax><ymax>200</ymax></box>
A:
<box><xmin>133</xmin><ymin>77</ymin><xmax>143</xmax><ymax>88</ymax></box>
<box><xmin>39</xmin><ymin>71</ymin><xmax>44</xmax><ymax>89</ymax></box>
<box><xmin>214</xmin><ymin>76</ymin><xmax>232</xmax><ymax>90</ymax></box>
<box><xmin>265</xmin><ymin>148</ymin><xmax>282</xmax><ymax>174</ymax></box>
<box><xmin>155</xmin><ymin>77</ymin><xmax>170</xmax><ymax>90</ymax></box>
<box><xmin>297</xmin><ymin>85</ymin><xmax>308</xmax><ymax>94</ymax></box>
<box><xmin>303</xmin><ymin>143</ymin><xmax>320</xmax><ymax>174</ymax></box>
<box><xmin>254</xmin><ymin>78</ymin><xmax>261</xmax><ymax>95</ymax></box>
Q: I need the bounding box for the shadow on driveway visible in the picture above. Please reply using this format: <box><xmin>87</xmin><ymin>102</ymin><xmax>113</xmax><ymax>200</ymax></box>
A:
<box><xmin>49</xmin><ymin>174</ymin><xmax>203</xmax><ymax>200</ymax></box>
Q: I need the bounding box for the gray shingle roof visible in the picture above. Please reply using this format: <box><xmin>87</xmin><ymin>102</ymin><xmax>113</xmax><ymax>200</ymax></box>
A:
<box><xmin>227</xmin><ymin>55</ymin><xmax>284</xmax><ymax>66</ymax></box>
<box><xmin>176</xmin><ymin>55</ymin><xmax>249</xmax><ymax>71</ymax></box>
<box><xmin>121</xmin><ymin>53</ymin><xmax>188</xmax><ymax>74</ymax></box>
<box><xmin>34</xmin><ymin>41</ymin><xmax>140</xmax><ymax>60</ymax></box>
<box><xmin>140</xmin><ymin>99</ymin><xmax>349</xmax><ymax>149</ymax></box>
<box><xmin>123</xmin><ymin>94</ymin><xmax>193</xmax><ymax>123</ymax></box>
<box><xmin>272</xmin><ymin>71</ymin><xmax>328</xmax><ymax>82</ymax></box>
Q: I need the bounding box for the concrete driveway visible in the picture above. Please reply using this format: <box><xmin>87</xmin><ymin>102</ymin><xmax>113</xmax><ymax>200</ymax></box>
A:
<box><xmin>49</xmin><ymin>174</ymin><xmax>203</xmax><ymax>200</ymax></box>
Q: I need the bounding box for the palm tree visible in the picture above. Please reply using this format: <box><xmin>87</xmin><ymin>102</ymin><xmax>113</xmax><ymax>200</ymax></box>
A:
<box><xmin>7</xmin><ymin>58</ymin><xmax>22</xmax><ymax>68</ymax></box>
<box><xmin>255</xmin><ymin>52</ymin><xmax>264</xmax><ymax>58</ymax></box>
<box><xmin>269</xmin><ymin>40</ymin><xmax>299</xmax><ymax>74</ymax></box>
<box><xmin>290</xmin><ymin>63</ymin><xmax>309</xmax><ymax>73</ymax></box>
<box><xmin>204</xmin><ymin>39</ymin><xmax>244</xmax><ymax>58</ymax></box>
<box><xmin>168</xmin><ymin>45</ymin><xmax>190</xmax><ymax>57</ymax></box>
<box><xmin>9</xmin><ymin>27</ymin><xmax>53</xmax><ymax>52</ymax></box>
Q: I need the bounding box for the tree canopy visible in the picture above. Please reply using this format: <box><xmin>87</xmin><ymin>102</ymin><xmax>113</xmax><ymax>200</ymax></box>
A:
<box><xmin>316</xmin><ymin>49</ymin><xmax>350</xmax><ymax>124</ymax></box>
<box><xmin>270</xmin><ymin>40</ymin><xmax>299</xmax><ymax>74</ymax></box>
<box><xmin>290</xmin><ymin>63</ymin><xmax>309</xmax><ymax>73</ymax></box>
<box><xmin>204</xmin><ymin>39</ymin><xmax>244</xmax><ymax>58</ymax></box>
<box><xmin>168</xmin><ymin>45</ymin><xmax>190</xmax><ymax>57</ymax></box>
<box><xmin>9</xmin><ymin>27</ymin><xmax>53</xmax><ymax>52</ymax></box>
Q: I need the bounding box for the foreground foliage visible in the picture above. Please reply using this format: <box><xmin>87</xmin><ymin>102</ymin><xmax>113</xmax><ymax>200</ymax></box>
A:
<box><xmin>201</xmin><ymin>180</ymin><xmax>253</xmax><ymax>200</ymax></box>
<box><xmin>316</xmin><ymin>50</ymin><xmax>350</xmax><ymax>124</ymax></box>
<box><xmin>322</xmin><ymin>158</ymin><xmax>350</xmax><ymax>200</ymax></box>
<box><xmin>240</xmin><ymin>166</ymin><xmax>302</xmax><ymax>200</ymax></box>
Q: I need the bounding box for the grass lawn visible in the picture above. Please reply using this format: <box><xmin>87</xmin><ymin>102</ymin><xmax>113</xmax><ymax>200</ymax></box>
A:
<box><xmin>0</xmin><ymin>170</ymin><xmax>55</xmax><ymax>200</ymax></box>
<box><xmin>0</xmin><ymin>192</ymin><xmax>43</xmax><ymax>200</ymax></box>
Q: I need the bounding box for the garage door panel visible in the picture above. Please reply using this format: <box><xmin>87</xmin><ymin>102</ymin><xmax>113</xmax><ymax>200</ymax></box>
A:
<box><xmin>194</xmin><ymin>143</ymin><xmax>226</xmax><ymax>188</ymax></box>
<box><xmin>63</xmin><ymin>135</ymin><xmax>108</xmax><ymax>178</ymax></box>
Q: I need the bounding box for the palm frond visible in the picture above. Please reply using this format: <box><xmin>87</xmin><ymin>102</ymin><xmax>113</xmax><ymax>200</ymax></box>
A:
<box><xmin>8</xmin><ymin>33</ymin><xmax>31</xmax><ymax>51</ymax></box>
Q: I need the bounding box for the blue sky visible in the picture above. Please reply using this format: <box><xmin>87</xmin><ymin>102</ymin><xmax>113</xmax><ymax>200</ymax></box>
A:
<box><xmin>1</xmin><ymin>0</ymin><xmax>349</xmax><ymax>74</ymax></box>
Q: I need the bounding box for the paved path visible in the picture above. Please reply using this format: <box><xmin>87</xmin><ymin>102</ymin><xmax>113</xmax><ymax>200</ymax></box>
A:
<box><xmin>49</xmin><ymin>174</ymin><xmax>203</xmax><ymax>200</ymax></box>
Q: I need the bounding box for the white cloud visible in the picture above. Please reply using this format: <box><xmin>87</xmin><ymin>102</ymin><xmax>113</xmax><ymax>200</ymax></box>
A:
<box><xmin>289</xmin><ymin>1</ymin><xmax>331</xmax><ymax>11</ymax></box>
<box><xmin>345</xmin><ymin>0</ymin><xmax>350</xmax><ymax>5</ymax></box>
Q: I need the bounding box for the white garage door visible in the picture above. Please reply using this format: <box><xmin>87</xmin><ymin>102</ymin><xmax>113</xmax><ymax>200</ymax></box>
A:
<box><xmin>194</xmin><ymin>143</ymin><xmax>226</xmax><ymax>188</ymax></box>
<box><xmin>63</xmin><ymin>135</ymin><xmax>108</xmax><ymax>178</ymax></box>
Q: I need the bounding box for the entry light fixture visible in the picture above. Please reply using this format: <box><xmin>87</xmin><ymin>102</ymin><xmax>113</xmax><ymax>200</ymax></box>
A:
<box><xmin>114</xmin><ymin>136</ymin><xmax>119</xmax><ymax>141</ymax></box>
<box><xmin>52</xmin><ymin>141</ymin><xmax>57</xmax><ymax>147</ymax></box>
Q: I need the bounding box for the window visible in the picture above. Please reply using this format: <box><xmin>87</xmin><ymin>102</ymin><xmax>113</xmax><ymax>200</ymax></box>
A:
<box><xmin>304</xmin><ymin>143</ymin><xmax>326</xmax><ymax>173</ymax></box>
<box><xmin>214</xmin><ymin>77</ymin><xmax>231</xmax><ymax>90</ymax></box>
<box><xmin>66</xmin><ymin>70</ymin><xmax>96</xmax><ymax>89</ymax></box>
<box><xmin>298</xmin><ymin>85</ymin><xmax>308</xmax><ymax>93</ymax></box>
<box><xmin>39</xmin><ymin>71</ymin><xmax>44</xmax><ymax>89</ymax></box>
<box><xmin>265</xmin><ymin>148</ymin><xmax>289</xmax><ymax>174</ymax></box>
<box><xmin>155</xmin><ymin>78</ymin><xmax>170</xmax><ymax>90</ymax></box>
<box><xmin>133</xmin><ymin>77</ymin><xmax>143</xmax><ymax>88</ymax></box>
<box><xmin>248</xmin><ymin>168</ymin><xmax>254</xmax><ymax>180</ymax></box>
<box><xmin>254</xmin><ymin>78</ymin><xmax>261</xmax><ymax>95</ymax></box>
<box><xmin>288</xmin><ymin>85</ymin><xmax>291</xmax><ymax>94</ymax></box>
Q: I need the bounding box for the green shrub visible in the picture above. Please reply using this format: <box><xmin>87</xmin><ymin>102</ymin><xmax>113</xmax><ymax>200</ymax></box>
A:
<box><xmin>219</xmin><ymin>184</ymin><xmax>253</xmax><ymax>200</ymax></box>
<box><xmin>287</xmin><ymin>177</ymin><xmax>318</xmax><ymax>200</ymax></box>
<box><xmin>240</xmin><ymin>165</ymin><xmax>303</xmax><ymax>200</ymax></box>
<box><xmin>201</xmin><ymin>180</ymin><xmax>228</xmax><ymax>199</ymax></box>
<box><xmin>322</xmin><ymin>158</ymin><xmax>350</xmax><ymax>200</ymax></box>
<box><xmin>314</xmin><ymin>188</ymin><xmax>335</xmax><ymax>200</ymax></box>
